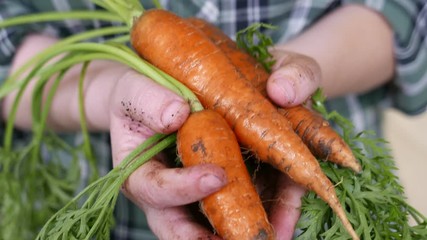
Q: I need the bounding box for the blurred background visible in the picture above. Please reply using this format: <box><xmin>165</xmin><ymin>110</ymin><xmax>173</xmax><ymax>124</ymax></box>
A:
<box><xmin>383</xmin><ymin>109</ymin><xmax>427</xmax><ymax>220</ymax></box>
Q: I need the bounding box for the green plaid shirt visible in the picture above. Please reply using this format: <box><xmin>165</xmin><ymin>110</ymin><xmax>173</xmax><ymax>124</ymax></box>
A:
<box><xmin>1</xmin><ymin>0</ymin><xmax>426</xmax><ymax>239</ymax></box>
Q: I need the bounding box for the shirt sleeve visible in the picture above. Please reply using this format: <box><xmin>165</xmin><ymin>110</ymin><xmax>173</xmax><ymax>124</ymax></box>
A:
<box><xmin>345</xmin><ymin>0</ymin><xmax>427</xmax><ymax>115</ymax></box>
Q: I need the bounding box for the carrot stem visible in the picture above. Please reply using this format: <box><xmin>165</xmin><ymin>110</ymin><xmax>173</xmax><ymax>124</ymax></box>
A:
<box><xmin>78</xmin><ymin>61</ymin><xmax>99</xmax><ymax>181</ymax></box>
<box><xmin>152</xmin><ymin>0</ymin><xmax>163</xmax><ymax>9</ymax></box>
<box><xmin>91</xmin><ymin>0</ymin><xmax>144</xmax><ymax>28</ymax></box>
<box><xmin>0</xmin><ymin>26</ymin><xmax>129</xmax><ymax>97</ymax></box>
<box><xmin>2</xmin><ymin>42</ymin><xmax>202</xmax><ymax>151</ymax></box>
<box><xmin>0</xmin><ymin>11</ymin><xmax>124</xmax><ymax>29</ymax></box>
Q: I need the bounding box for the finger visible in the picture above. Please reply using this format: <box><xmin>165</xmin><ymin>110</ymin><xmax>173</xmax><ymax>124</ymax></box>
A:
<box><xmin>267</xmin><ymin>50</ymin><xmax>321</xmax><ymax>107</ymax></box>
<box><xmin>268</xmin><ymin>174</ymin><xmax>307</xmax><ymax>240</ymax></box>
<box><xmin>109</xmin><ymin>68</ymin><xmax>190</xmax><ymax>165</ymax></box>
<box><xmin>110</xmin><ymin>113</ymin><xmax>227</xmax><ymax>209</ymax></box>
<box><xmin>110</xmin><ymin>70</ymin><xmax>190</xmax><ymax>134</ymax></box>
<box><xmin>145</xmin><ymin>206</ymin><xmax>221</xmax><ymax>240</ymax></box>
<box><xmin>122</xmin><ymin>160</ymin><xmax>227</xmax><ymax>209</ymax></box>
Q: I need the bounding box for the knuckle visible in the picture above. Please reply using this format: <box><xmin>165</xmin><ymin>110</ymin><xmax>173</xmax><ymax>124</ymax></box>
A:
<box><xmin>121</xmin><ymin>161</ymin><xmax>171</xmax><ymax>209</ymax></box>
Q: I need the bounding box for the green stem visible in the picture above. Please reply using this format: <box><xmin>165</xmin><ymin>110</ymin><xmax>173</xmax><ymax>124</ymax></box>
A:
<box><xmin>3</xmin><ymin>52</ymin><xmax>74</xmax><ymax>151</ymax></box>
<box><xmin>152</xmin><ymin>0</ymin><xmax>163</xmax><ymax>9</ymax></box>
<box><xmin>2</xmin><ymin>52</ymin><xmax>121</xmax><ymax>150</ymax></box>
<box><xmin>107</xmin><ymin>34</ymin><xmax>130</xmax><ymax>43</ymax></box>
<box><xmin>78</xmin><ymin>61</ymin><xmax>99</xmax><ymax>181</ymax></box>
<box><xmin>80</xmin><ymin>134</ymin><xmax>177</xmax><ymax>239</ymax></box>
<box><xmin>29</xmin><ymin>69</ymin><xmax>68</xmax><ymax>170</ymax></box>
<box><xmin>3</xmin><ymin>43</ymin><xmax>201</xmax><ymax>148</ymax></box>
<box><xmin>35</xmin><ymin>133</ymin><xmax>173</xmax><ymax>239</ymax></box>
<box><xmin>91</xmin><ymin>0</ymin><xmax>144</xmax><ymax>28</ymax></box>
<box><xmin>30</xmin><ymin>67</ymin><xmax>69</xmax><ymax>133</ymax></box>
<box><xmin>119</xmin><ymin>133</ymin><xmax>167</xmax><ymax>170</ymax></box>
<box><xmin>3</xmin><ymin>65</ymin><xmax>42</xmax><ymax>151</ymax></box>
<box><xmin>0</xmin><ymin>11</ymin><xmax>124</xmax><ymax>29</ymax></box>
<box><xmin>35</xmin><ymin>176</ymin><xmax>109</xmax><ymax>239</ymax></box>
<box><xmin>83</xmin><ymin>181</ymin><xmax>119</xmax><ymax>240</ymax></box>
<box><xmin>0</xmin><ymin>48</ymin><xmax>146</xmax><ymax>150</ymax></box>
<box><xmin>0</xmin><ymin>26</ymin><xmax>129</xmax><ymax>95</ymax></box>
<box><xmin>122</xmin><ymin>134</ymin><xmax>177</xmax><ymax>179</ymax></box>
<box><xmin>1</xmin><ymin>27</ymin><xmax>129</xmax><ymax>150</ymax></box>
<box><xmin>2</xmin><ymin>43</ymin><xmax>182</xmax><ymax>97</ymax></box>
<box><xmin>80</xmin><ymin>175</ymin><xmax>117</xmax><ymax>210</ymax></box>
<box><xmin>153</xmin><ymin>67</ymin><xmax>204</xmax><ymax>112</ymax></box>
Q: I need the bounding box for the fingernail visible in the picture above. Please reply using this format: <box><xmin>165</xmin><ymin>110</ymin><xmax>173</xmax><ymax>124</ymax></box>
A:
<box><xmin>161</xmin><ymin>100</ymin><xmax>186</xmax><ymax>128</ymax></box>
<box><xmin>199</xmin><ymin>174</ymin><xmax>225</xmax><ymax>193</ymax></box>
<box><xmin>282</xmin><ymin>80</ymin><xmax>296</xmax><ymax>104</ymax></box>
<box><xmin>271</xmin><ymin>76</ymin><xmax>296</xmax><ymax>105</ymax></box>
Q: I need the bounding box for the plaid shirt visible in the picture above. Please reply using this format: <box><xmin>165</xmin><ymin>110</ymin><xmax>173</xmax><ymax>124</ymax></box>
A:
<box><xmin>1</xmin><ymin>0</ymin><xmax>426</xmax><ymax>239</ymax></box>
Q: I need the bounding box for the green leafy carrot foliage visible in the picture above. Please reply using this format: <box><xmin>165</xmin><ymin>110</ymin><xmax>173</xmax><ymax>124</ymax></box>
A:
<box><xmin>294</xmin><ymin>90</ymin><xmax>427</xmax><ymax>240</ymax></box>
<box><xmin>236</xmin><ymin>23</ymin><xmax>277</xmax><ymax>72</ymax></box>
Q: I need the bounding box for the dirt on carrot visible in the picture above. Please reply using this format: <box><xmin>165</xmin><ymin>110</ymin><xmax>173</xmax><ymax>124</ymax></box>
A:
<box><xmin>177</xmin><ymin>109</ymin><xmax>274</xmax><ymax>240</ymax></box>
<box><xmin>131</xmin><ymin>9</ymin><xmax>359</xmax><ymax>240</ymax></box>
<box><xmin>278</xmin><ymin>107</ymin><xmax>362</xmax><ymax>172</ymax></box>
<box><xmin>187</xmin><ymin>17</ymin><xmax>361</xmax><ymax>173</ymax></box>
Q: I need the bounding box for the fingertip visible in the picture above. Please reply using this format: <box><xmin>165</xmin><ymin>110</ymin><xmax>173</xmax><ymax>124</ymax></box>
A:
<box><xmin>125</xmin><ymin>162</ymin><xmax>227</xmax><ymax>209</ymax></box>
<box><xmin>195</xmin><ymin>163</ymin><xmax>228</xmax><ymax>194</ymax></box>
<box><xmin>267</xmin><ymin>64</ymin><xmax>319</xmax><ymax>107</ymax></box>
<box><xmin>113</xmin><ymin>71</ymin><xmax>191</xmax><ymax>133</ymax></box>
<box><xmin>160</xmin><ymin>99</ymin><xmax>191</xmax><ymax>133</ymax></box>
<box><xmin>267</xmin><ymin>73</ymin><xmax>297</xmax><ymax>106</ymax></box>
<box><xmin>267</xmin><ymin>50</ymin><xmax>321</xmax><ymax>107</ymax></box>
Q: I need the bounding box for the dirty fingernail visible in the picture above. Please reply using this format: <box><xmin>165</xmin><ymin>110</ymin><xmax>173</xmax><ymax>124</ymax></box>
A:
<box><xmin>161</xmin><ymin>100</ymin><xmax>186</xmax><ymax>128</ymax></box>
<box><xmin>269</xmin><ymin>76</ymin><xmax>296</xmax><ymax>106</ymax></box>
<box><xmin>199</xmin><ymin>174</ymin><xmax>226</xmax><ymax>193</ymax></box>
<box><xmin>280</xmin><ymin>79</ymin><xmax>296</xmax><ymax>104</ymax></box>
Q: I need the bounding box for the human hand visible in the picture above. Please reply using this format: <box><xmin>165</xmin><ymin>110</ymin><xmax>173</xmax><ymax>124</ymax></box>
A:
<box><xmin>112</xmin><ymin>50</ymin><xmax>320</xmax><ymax>239</ymax></box>
<box><xmin>262</xmin><ymin>49</ymin><xmax>322</xmax><ymax>239</ymax></box>
<box><xmin>108</xmin><ymin>70</ymin><xmax>227</xmax><ymax>239</ymax></box>
<box><xmin>266</xmin><ymin>49</ymin><xmax>321</xmax><ymax>107</ymax></box>
<box><xmin>114</xmin><ymin>51</ymin><xmax>319</xmax><ymax>239</ymax></box>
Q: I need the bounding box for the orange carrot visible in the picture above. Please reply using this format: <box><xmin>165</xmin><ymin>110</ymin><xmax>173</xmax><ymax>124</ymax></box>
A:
<box><xmin>186</xmin><ymin>18</ymin><xmax>270</xmax><ymax>95</ymax></box>
<box><xmin>187</xmin><ymin>17</ymin><xmax>361</xmax><ymax>173</ymax></box>
<box><xmin>131</xmin><ymin>9</ymin><xmax>359</xmax><ymax>239</ymax></box>
<box><xmin>177</xmin><ymin>109</ymin><xmax>274</xmax><ymax>240</ymax></box>
<box><xmin>279</xmin><ymin>107</ymin><xmax>362</xmax><ymax>172</ymax></box>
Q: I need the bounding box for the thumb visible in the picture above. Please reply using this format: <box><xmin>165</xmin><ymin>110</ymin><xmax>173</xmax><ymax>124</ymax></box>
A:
<box><xmin>108</xmin><ymin>70</ymin><xmax>228</xmax><ymax>212</ymax></box>
<box><xmin>267</xmin><ymin>49</ymin><xmax>321</xmax><ymax>107</ymax></box>
<box><xmin>109</xmin><ymin>70</ymin><xmax>190</xmax><ymax>165</ymax></box>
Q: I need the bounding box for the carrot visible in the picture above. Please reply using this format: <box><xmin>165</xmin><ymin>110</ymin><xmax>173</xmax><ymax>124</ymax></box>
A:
<box><xmin>186</xmin><ymin>18</ymin><xmax>270</xmax><ymax>95</ymax></box>
<box><xmin>279</xmin><ymin>107</ymin><xmax>362</xmax><ymax>172</ymax></box>
<box><xmin>177</xmin><ymin>109</ymin><xmax>274</xmax><ymax>240</ymax></box>
<box><xmin>187</xmin><ymin>17</ymin><xmax>362</xmax><ymax>173</ymax></box>
<box><xmin>131</xmin><ymin>9</ymin><xmax>359</xmax><ymax>239</ymax></box>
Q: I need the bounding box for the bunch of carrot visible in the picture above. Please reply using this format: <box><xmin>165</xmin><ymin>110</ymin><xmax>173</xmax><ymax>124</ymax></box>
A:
<box><xmin>129</xmin><ymin>9</ymin><xmax>361</xmax><ymax>240</ymax></box>
<box><xmin>3</xmin><ymin>1</ymin><xmax>427</xmax><ymax>239</ymax></box>
<box><xmin>186</xmin><ymin>17</ymin><xmax>362</xmax><ymax>173</ymax></box>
